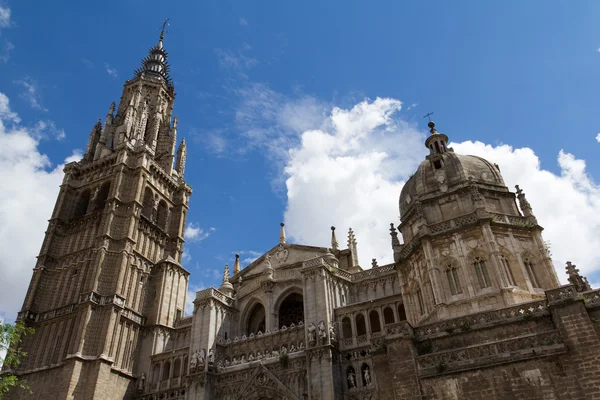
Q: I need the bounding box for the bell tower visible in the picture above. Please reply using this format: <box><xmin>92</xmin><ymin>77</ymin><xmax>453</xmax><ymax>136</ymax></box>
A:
<box><xmin>10</xmin><ymin>27</ymin><xmax>192</xmax><ymax>400</ymax></box>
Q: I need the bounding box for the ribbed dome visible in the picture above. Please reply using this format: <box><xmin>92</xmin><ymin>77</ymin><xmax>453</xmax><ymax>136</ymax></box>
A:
<box><xmin>400</xmin><ymin>152</ymin><xmax>505</xmax><ymax>219</ymax></box>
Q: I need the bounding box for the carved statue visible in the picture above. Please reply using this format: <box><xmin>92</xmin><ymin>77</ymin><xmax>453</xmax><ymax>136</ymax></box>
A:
<box><xmin>265</xmin><ymin>253</ymin><xmax>272</xmax><ymax>267</ymax></box>
<box><xmin>348</xmin><ymin>369</ymin><xmax>356</xmax><ymax>388</ymax></box>
<box><xmin>232</xmin><ymin>357</ymin><xmax>238</xmax><ymax>365</ymax></box>
<box><xmin>208</xmin><ymin>349</ymin><xmax>214</xmax><ymax>365</ymax></box>
<box><xmin>225</xmin><ymin>358</ymin><xmax>231</xmax><ymax>367</ymax></box>
<box><xmin>136</xmin><ymin>372</ymin><xmax>146</xmax><ymax>392</ymax></box>
<box><xmin>241</xmin><ymin>355</ymin><xmax>246</xmax><ymax>364</ymax></box>
<box><xmin>329</xmin><ymin>322</ymin><xmax>336</xmax><ymax>343</ymax></box>
<box><xmin>307</xmin><ymin>323</ymin><xmax>317</xmax><ymax>344</ymax></box>
<box><xmin>363</xmin><ymin>366</ymin><xmax>372</xmax><ymax>386</ymax></box>
<box><xmin>248</xmin><ymin>353</ymin><xmax>254</xmax><ymax>362</ymax></box>
<box><xmin>281</xmin><ymin>345</ymin><xmax>288</xmax><ymax>355</ymax></box>
<box><xmin>299</xmin><ymin>341</ymin><xmax>304</xmax><ymax>350</ymax></box>
<box><xmin>318</xmin><ymin>321</ymin><xmax>327</xmax><ymax>343</ymax></box>
<box><xmin>197</xmin><ymin>348</ymin><xmax>206</xmax><ymax>367</ymax></box>
<box><xmin>189</xmin><ymin>350</ymin><xmax>198</xmax><ymax>371</ymax></box>
<box><xmin>290</xmin><ymin>344</ymin><xmax>296</xmax><ymax>352</ymax></box>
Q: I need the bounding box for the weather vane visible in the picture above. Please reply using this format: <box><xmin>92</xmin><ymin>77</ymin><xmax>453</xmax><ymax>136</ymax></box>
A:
<box><xmin>423</xmin><ymin>112</ymin><xmax>434</xmax><ymax>122</ymax></box>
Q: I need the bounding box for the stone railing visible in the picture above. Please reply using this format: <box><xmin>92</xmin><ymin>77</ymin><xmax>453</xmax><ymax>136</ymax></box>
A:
<box><xmin>488</xmin><ymin>212</ymin><xmax>536</xmax><ymax>228</ymax></box>
<box><xmin>196</xmin><ymin>288</ymin><xmax>233</xmax><ymax>306</ymax></box>
<box><xmin>546</xmin><ymin>285</ymin><xmax>578</xmax><ymax>304</ymax></box>
<box><xmin>385</xmin><ymin>321</ymin><xmax>413</xmax><ymax>338</ymax></box>
<box><xmin>121</xmin><ymin>309</ymin><xmax>145</xmax><ymax>325</ymax></box>
<box><xmin>217</xmin><ymin>323</ymin><xmax>305</xmax><ymax>368</ymax></box>
<box><xmin>416</xmin><ymin>330</ymin><xmax>564</xmax><ymax>377</ymax></box>
<box><xmin>175</xmin><ymin>316</ymin><xmax>192</xmax><ymax>328</ymax></box>
<box><xmin>583</xmin><ymin>289</ymin><xmax>600</xmax><ymax>307</ymax></box>
<box><xmin>413</xmin><ymin>300</ymin><xmax>548</xmax><ymax>339</ymax></box>
<box><xmin>340</xmin><ymin>321</ymin><xmax>412</xmax><ymax>350</ymax></box>
<box><xmin>352</xmin><ymin>264</ymin><xmax>395</xmax><ymax>282</ymax></box>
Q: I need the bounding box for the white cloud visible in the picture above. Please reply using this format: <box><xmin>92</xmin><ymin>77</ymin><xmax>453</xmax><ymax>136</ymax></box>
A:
<box><xmin>237</xmin><ymin>250</ymin><xmax>262</xmax><ymax>265</ymax></box>
<box><xmin>596</xmin><ymin>133</ymin><xmax>600</xmax><ymax>143</ymax></box>
<box><xmin>282</xmin><ymin>98</ymin><xmax>424</xmax><ymax>267</ymax></box>
<box><xmin>81</xmin><ymin>58</ymin><xmax>94</xmax><ymax>68</ymax></box>
<box><xmin>0</xmin><ymin>6</ymin><xmax>11</xmax><ymax>28</ymax></box>
<box><xmin>14</xmin><ymin>78</ymin><xmax>47</xmax><ymax>112</ymax></box>
<box><xmin>215</xmin><ymin>48</ymin><xmax>258</xmax><ymax>72</ymax></box>
<box><xmin>239</xmin><ymin>17</ymin><xmax>248</xmax><ymax>26</ymax></box>
<box><xmin>0</xmin><ymin>40</ymin><xmax>14</xmax><ymax>63</ymax></box>
<box><xmin>0</xmin><ymin>93</ymin><xmax>79</xmax><ymax>322</ymax></box>
<box><xmin>105</xmin><ymin>63</ymin><xmax>117</xmax><ymax>77</ymax></box>
<box><xmin>184</xmin><ymin>223</ymin><xmax>215</xmax><ymax>242</ymax></box>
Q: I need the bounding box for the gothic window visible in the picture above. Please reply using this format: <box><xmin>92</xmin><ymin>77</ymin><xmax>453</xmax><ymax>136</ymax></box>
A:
<box><xmin>416</xmin><ymin>288</ymin><xmax>425</xmax><ymax>315</ymax></box>
<box><xmin>74</xmin><ymin>189</ymin><xmax>91</xmax><ymax>218</ymax></box>
<box><xmin>247</xmin><ymin>303</ymin><xmax>266</xmax><ymax>335</ymax></box>
<box><xmin>173</xmin><ymin>358</ymin><xmax>181</xmax><ymax>378</ymax></box>
<box><xmin>152</xmin><ymin>363</ymin><xmax>160</xmax><ymax>384</ymax></box>
<box><xmin>524</xmin><ymin>258</ymin><xmax>540</xmax><ymax>288</ymax></box>
<box><xmin>162</xmin><ymin>361</ymin><xmax>170</xmax><ymax>380</ymax></box>
<box><xmin>183</xmin><ymin>356</ymin><xmax>188</xmax><ymax>375</ymax></box>
<box><xmin>156</xmin><ymin>200</ymin><xmax>169</xmax><ymax>230</ymax></box>
<box><xmin>474</xmin><ymin>257</ymin><xmax>492</xmax><ymax>289</ymax></box>
<box><xmin>500</xmin><ymin>255</ymin><xmax>516</xmax><ymax>286</ymax></box>
<box><xmin>278</xmin><ymin>293</ymin><xmax>304</xmax><ymax>328</ymax></box>
<box><xmin>446</xmin><ymin>264</ymin><xmax>462</xmax><ymax>295</ymax></box>
<box><xmin>142</xmin><ymin>188</ymin><xmax>154</xmax><ymax>219</ymax></box>
<box><xmin>95</xmin><ymin>181</ymin><xmax>111</xmax><ymax>211</ymax></box>
<box><xmin>356</xmin><ymin>314</ymin><xmax>367</xmax><ymax>336</ymax></box>
<box><xmin>383</xmin><ymin>307</ymin><xmax>395</xmax><ymax>325</ymax></box>
<box><xmin>398</xmin><ymin>304</ymin><xmax>407</xmax><ymax>321</ymax></box>
<box><xmin>369</xmin><ymin>310</ymin><xmax>381</xmax><ymax>333</ymax></box>
<box><xmin>342</xmin><ymin>317</ymin><xmax>352</xmax><ymax>338</ymax></box>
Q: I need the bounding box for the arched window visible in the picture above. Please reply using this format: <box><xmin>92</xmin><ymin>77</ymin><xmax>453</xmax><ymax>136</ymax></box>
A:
<box><xmin>278</xmin><ymin>293</ymin><xmax>304</xmax><ymax>328</ymax></box>
<box><xmin>446</xmin><ymin>264</ymin><xmax>462</xmax><ymax>295</ymax></box>
<box><xmin>95</xmin><ymin>181</ymin><xmax>111</xmax><ymax>211</ymax></box>
<box><xmin>474</xmin><ymin>257</ymin><xmax>491</xmax><ymax>289</ymax></box>
<box><xmin>355</xmin><ymin>314</ymin><xmax>366</xmax><ymax>336</ymax></box>
<box><xmin>383</xmin><ymin>307</ymin><xmax>395</xmax><ymax>325</ymax></box>
<box><xmin>142</xmin><ymin>188</ymin><xmax>154</xmax><ymax>220</ymax></box>
<box><xmin>183</xmin><ymin>356</ymin><xmax>188</xmax><ymax>375</ymax></box>
<box><xmin>74</xmin><ymin>189</ymin><xmax>91</xmax><ymax>218</ymax></box>
<box><xmin>152</xmin><ymin>363</ymin><xmax>160</xmax><ymax>384</ymax></box>
<box><xmin>156</xmin><ymin>200</ymin><xmax>168</xmax><ymax>230</ymax></box>
<box><xmin>247</xmin><ymin>303</ymin><xmax>266</xmax><ymax>335</ymax></box>
<box><xmin>162</xmin><ymin>361</ymin><xmax>170</xmax><ymax>380</ymax></box>
<box><xmin>369</xmin><ymin>310</ymin><xmax>381</xmax><ymax>333</ymax></box>
<box><xmin>173</xmin><ymin>358</ymin><xmax>181</xmax><ymax>378</ymax></box>
<box><xmin>500</xmin><ymin>254</ymin><xmax>516</xmax><ymax>286</ymax></box>
<box><xmin>524</xmin><ymin>257</ymin><xmax>540</xmax><ymax>288</ymax></box>
<box><xmin>398</xmin><ymin>304</ymin><xmax>407</xmax><ymax>321</ymax></box>
<box><xmin>416</xmin><ymin>288</ymin><xmax>425</xmax><ymax>315</ymax></box>
<box><xmin>342</xmin><ymin>317</ymin><xmax>352</xmax><ymax>339</ymax></box>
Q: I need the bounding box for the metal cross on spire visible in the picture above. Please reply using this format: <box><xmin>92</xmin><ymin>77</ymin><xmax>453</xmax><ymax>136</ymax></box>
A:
<box><xmin>159</xmin><ymin>18</ymin><xmax>170</xmax><ymax>39</ymax></box>
<box><xmin>423</xmin><ymin>112</ymin><xmax>434</xmax><ymax>122</ymax></box>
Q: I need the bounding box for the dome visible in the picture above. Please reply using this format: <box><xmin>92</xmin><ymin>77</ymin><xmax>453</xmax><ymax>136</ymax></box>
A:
<box><xmin>399</xmin><ymin>152</ymin><xmax>506</xmax><ymax>219</ymax></box>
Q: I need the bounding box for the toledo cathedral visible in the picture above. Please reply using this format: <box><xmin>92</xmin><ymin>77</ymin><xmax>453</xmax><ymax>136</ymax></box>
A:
<box><xmin>6</xmin><ymin>28</ymin><xmax>600</xmax><ymax>400</ymax></box>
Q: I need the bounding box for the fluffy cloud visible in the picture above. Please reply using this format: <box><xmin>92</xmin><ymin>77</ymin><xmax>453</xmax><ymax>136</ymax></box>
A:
<box><xmin>596</xmin><ymin>133</ymin><xmax>600</xmax><ymax>143</ymax></box>
<box><xmin>0</xmin><ymin>6</ymin><xmax>11</xmax><ymax>28</ymax></box>
<box><xmin>105</xmin><ymin>63</ymin><xmax>117</xmax><ymax>77</ymax></box>
<box><xmin>14</xmin><ymin>77</ymin><xmax>47</xmax><ymax>112</ymax></box>
<box><xmin>0</xmin><ymin>93</ymin><xmax>79</xmax><ymax>322</ymax></box>
<box><xmin>184</xmin><ymin>223</ymin><xmax>216</xmax><ymax>242</ymax></box>
<box><xmin>282</xmin><ymin>98</ymin><xmax>424</xmax><ymax>267</ymax></box>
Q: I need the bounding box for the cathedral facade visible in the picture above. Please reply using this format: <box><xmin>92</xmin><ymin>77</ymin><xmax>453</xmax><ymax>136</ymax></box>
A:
<box><xmin>7</xmin><ymin>31</ymin><xmax>600</xmax><ymax>400</ymax></box>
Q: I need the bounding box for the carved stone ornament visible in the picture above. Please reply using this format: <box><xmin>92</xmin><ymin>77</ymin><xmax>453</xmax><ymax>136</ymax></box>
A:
<box><xmin>275</xmin><ymin>244</ymin><xmax>289</xmax><ymax>264</ymax></box>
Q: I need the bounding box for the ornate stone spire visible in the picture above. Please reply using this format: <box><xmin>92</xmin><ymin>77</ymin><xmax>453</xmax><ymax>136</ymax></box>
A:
<box><xmin>219</xmin><ymin>263</ymin><xmax>234</xmax><ymax>296</ymax></box>
<box><xmin>133</xmin><ymin>24</ymin><xmax>174</xmax><ymax>92</ymax></box>
<box><xmin>515</xmin><ymin>185</ymin><xmax>534</xmax><ymax>217</ymax></box>
<box><xmin>371</xmin><ymin>258</ymin><xmax>378</xmax><ymax>268</ymax></box>
<box><xmin>84</xmin><ymin>119</ymin><xmax>102</xmax><ymax>162</ymax></box>
<box><xmin>348</xmin><ymin>228</ymin><xmax>360</xmax><ymax>270</ymax></box>
<box><xmin>566</xmin><ymin>261</ymin><xmax>591</xmax><ymax>293</ymax></box>
<box><xmin>279</xmin><ymin>222</ymin><xmax>287</xmax><ymax>244</ymax></box>
<box><xmin>233</xmin><ymin>253</ymin><xmax>241</xmax><ymax>275</ymax></box>
<box><xmin>331</xmin><ymin>226</ymin><xmax>339</xmax><ymax>251</ymax></box>
<box><xmin>175</xmin><ymin>136</ymin><xmax>187</xmax><ymax>177</ymax></box>
<box><xmin>390</xmin><ymin>223</ymin><xmax>400</xmax><ymax>247</ymax></box>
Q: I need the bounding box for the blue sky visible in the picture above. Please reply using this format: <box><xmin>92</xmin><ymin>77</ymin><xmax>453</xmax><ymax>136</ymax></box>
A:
<box><xmin>2</xmin><ymin>1</ymin><xmax>600</xmax><ymax>318</ymax></box>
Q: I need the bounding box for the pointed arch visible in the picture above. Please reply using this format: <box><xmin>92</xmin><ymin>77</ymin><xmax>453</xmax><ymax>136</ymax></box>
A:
<box><xmin>142</xmin><ymin>187</ymin><xmax>154</xmax><ymax>219</ymax></box>
<box><xmin>383</xmin><ymin>307</ymin><xmax>395</xmax><ymax>324</ymax></box>
<box><xmin>499</xmin><ymin>250</ymin><xmax>517</xmax><ymax>287</ymax></box>
<box><xmin>355</xmin><ymin>313</ymin><xmax>366</xmax><ymax>336</ymax></box>
<box><xmin>156</xmin><ymin>200</ymin><xmax>169</xmax><ymax>229</ymax></box>
<box><xmin>369</xmin><ymin>310</ymin><xmax>381</xmax><ymax>333</ymax></box>
<box><xmin>522</xmin><ymin>251</ymin><xmax>541</xmax><ymax>288</ymax></box>
<box><xmin>341</xmin><ymin>317</ymin><xmax>352</xmax><ymax>338</ymax></box>
<box><xmin>74</xmin><ymin>189</ymin><xmax>91</xmax><ymax>218</ymax></box>
<box><xmin>467</xmin><ymin>250</ymin><xmax>492</xmax><ymax>290</ymax></box>
<box><xmin>276</xmin><ymin>291</ymin><xmax>304</xmax><ymax>329</ymax></box>
<box><xmin>95</xmin><ymin>181</ymin><xmax>111</xmax><ymax>211</ymax></box>
<box><xmin>243</xmin><ymin>299</ymin><xmax>266</xmax><ymax>335</ymax></box>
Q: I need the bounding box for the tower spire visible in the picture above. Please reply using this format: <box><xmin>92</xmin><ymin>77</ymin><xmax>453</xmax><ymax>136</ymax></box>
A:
<box><xmin>331</xmin><ymin>226</ymin><xmax>339</xmax><ymax>251</ymax></box>
<box><xmin>133</xmin><ymin>20</ymin><xmax>173</xmax><ymax>92</ymax></box>
<box><xmin>279</xmin><ymin>222</ymin><xmax>287</xmax><ymax>244</ymax></box>
<box><xmin>233</xmin><ymin>253</ymin><xmax>241</xmax><ymax>275</ymax></box>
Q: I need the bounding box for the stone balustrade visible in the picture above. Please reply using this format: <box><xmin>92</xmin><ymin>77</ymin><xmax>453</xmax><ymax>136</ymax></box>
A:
<box><xmin>217</xmin><ymin>323</ymin><xmax>306</xmax><ymax>368</ymax></box>
<box><xmin>413</xmin><ymin>299</ymin><xmax>548</xmax><ymax>339</ymax></box>
<box><xmin>351</xmin><ymin>264</ymin><xmax>395</xmax><ymax>282</ymax></box>
<box><xmin>416</xmin><ymin>330</ymin><xmax>565</xmax><ymax>377</ymax></box>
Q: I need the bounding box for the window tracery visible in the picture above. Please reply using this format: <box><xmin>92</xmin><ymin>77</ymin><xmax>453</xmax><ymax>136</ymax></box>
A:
<box><xmin>474</xmin><ymin>257</ymin><xmax>491</xmax><ymax>289</ymax></box>
<box><xmin>445</xmin><ymin>264</ymin><xmax>462</xmax><ymax>295</ymax></box>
